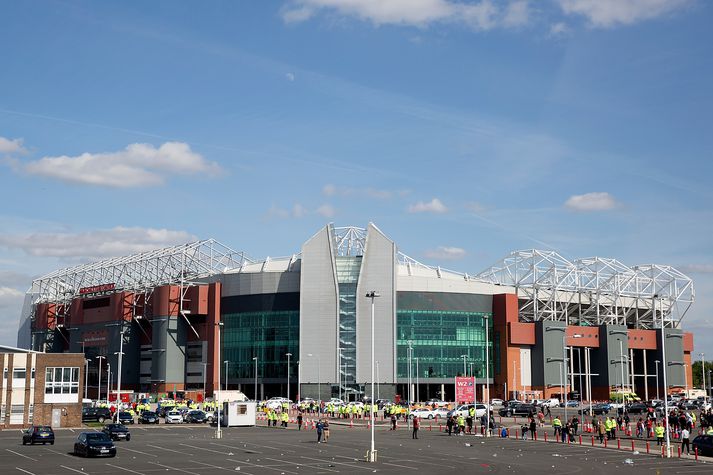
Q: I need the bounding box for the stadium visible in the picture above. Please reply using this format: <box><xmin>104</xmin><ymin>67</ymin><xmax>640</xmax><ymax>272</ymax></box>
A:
<box><xmin>18</xmin><ymin>223</ymin><xmax>696</xmax><ymax>403</ymax></box>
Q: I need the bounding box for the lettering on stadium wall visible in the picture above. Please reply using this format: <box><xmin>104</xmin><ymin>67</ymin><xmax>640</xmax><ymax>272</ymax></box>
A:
<box><xmin>78</xmin><ymin>283</ymin><xmax>116</xmax><ymax>295</ymax></box>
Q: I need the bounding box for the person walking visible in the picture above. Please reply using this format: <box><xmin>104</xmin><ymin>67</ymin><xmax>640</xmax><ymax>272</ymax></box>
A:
<box><xmin>552</xmin><ymin>416</ymin><xmax>562</xmax><ymax>439</ymax></box>
<box><xmin>597</xmin><ymin>418</ymin><xmax>606</xmax><ymax>444</ymax></box>
<box><xmin>323</xmin><ymin>419</ymin><xmax>330</xmax><ymax>442</ymax></box>
<box><xmin>655</xmin><ymin>422</ymin><xmax>665</xmax><ymax>446</ymax></box>
<box><xmin>681</xmin><ymin>427</ymin><xmax>690</xmax><ymax>455</ymax></box>
<box><xmin>446</xmin><ymin>414</ymin><xmax>454</xmax><ymax>436</ymax></box>
<box><xmin>457</xmin><ymin>414</ymin><xmax>466</xmax><ymax>435</ymax></box>
<box><xmin>412</xmin><ymin>415</ymin><xmax>420</xmax><ymax>439</ymax></box>
<box><xmin>297</xmin><ymin>412</ymin><xmax>303</xmax><ymax>430</ymax></box>
<box><xmin>391</xmin><ymin>413</ymin><xmax>397</xmax><ymax>430</ymax></box>
<box><xmin>529</xmin><ymin>417</ymin><xmax>537</xmax><ymax>440</ymax></box>
<box><xmin>316</xmin><ymin>420</ymin><xmax>324</xmax><ymax>443</ymax></box>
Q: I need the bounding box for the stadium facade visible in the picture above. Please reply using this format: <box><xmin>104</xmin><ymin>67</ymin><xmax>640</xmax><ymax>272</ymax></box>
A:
<box><xmin>18</xmin><ymin>223</ymin><xmax>696</xmax><ymax>402</ymax></box>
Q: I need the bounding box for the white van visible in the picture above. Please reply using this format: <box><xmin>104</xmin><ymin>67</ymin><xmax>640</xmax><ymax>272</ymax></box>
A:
<box><xmin>540</xmin><ymin>398</ymin><xmax>560</xmax><ymax>408</ymax></box>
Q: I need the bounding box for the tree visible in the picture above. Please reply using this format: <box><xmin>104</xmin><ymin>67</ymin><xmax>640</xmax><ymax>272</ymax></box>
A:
<box><xmin>691</xmin><ymin>360</ymin><xmax>713</xmax><ymax>390</ymax></box>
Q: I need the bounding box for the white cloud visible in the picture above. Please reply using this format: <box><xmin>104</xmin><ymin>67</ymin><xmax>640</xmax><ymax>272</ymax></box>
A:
<box><xmin>0</xmin><ymin>226</ymin><xmax>197</xmax><ymax>259</ymax></box>
<box><xmin>0</xmin><ymin>136</ymin><xmax>26</xmax><ymax>154</ymax></box>
<box><xmin>677</xmin><ymin>264</ymin><xmax>713</xmax><ymax>275</ymax></box>
<box><xmin>23</xmin><ymin>142</ymin><xmax>220</xmax><ymax>188</ymax></box>
<box><xmin>424</xmin><ymin>246</ymin><xmax>467</xmax><ymax>260</ymax></box>
<box><xmin>556</xmin><ymin>0</ymin><xmax>691</xmax><ymax>28</ymax></box>
<box><xmin>316</xmin><ymin>204</ymin><xmax>336</xmax><ymax>218</ymax></box>
<box><xmin>549</xmin><ymin>21</ymin><xmax>570</xmax><ymax>36</ymax></box>
<box><xmin>564</xmin><ymin>192</ymin><xmax>618</xmax><ymax>212</ymax></box>
<box><xmin>286</xmin><ymin>72</ymin><xmax>296</xmax><ymax>81</ymax></box>
<box><xmin>322</xmin><ymin>183</ymin><xmax>407</xmax><ymax>199</ymax></box>
<box><xmin>464</xmin><ymin>201</ymin><xmax>487</xmax><ymax>213</ymax></box>
<box><xmin>408</xmin><ymin>198</ymin><xmax>448</xmax><ymax>214</ymax></box>
<box><xmin>292</xmin><ymin>203</ymin><xmax>309</xmax><ymax>218</ymax></box>
<box><xmin>280</xmin><ymin>0</ymin><xmax>527</xmax><ymax>30</ymax></box>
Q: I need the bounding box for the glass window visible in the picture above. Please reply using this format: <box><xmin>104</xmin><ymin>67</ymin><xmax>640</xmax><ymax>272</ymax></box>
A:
<box><xmin>13</xmin><ymin>368</ymin><xmax>26</xmax><ymax>380</ymax></box>
<box><xmin>44</xmin><ymin>366</ymin><xmax>81</xmax><ymax>395</ymax></box>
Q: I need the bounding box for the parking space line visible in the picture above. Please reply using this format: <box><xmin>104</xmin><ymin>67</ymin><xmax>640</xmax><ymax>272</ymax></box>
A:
<box><xmin>192</xmin><ymin>460</ymin><xmax>257</xmax><ymax>475</ymax></box>
<box><xmin>122</xmin><ymin>447</ymin><xmax>157</xmax><ymax>457</ymax></box>
<box><xmin>148</xmin><ymin>461</ymin><xmax>199</xmax><ymax>475</ymax></box>
<box><xmin>15</xmin><ymin>468</ymin><xmax>36</xmax><ymax>475</ymax></box>
<box><xmin>5</xmin><ymin>449</ymin><xmax>37</xmax><ymax>461</ymax></box>
<box><xmin>300</xmin><ymin>455</ymin><xmax>374</xmax><ymax>471</ymax></box>
<box><xmin>265</xmin><ymin>456</ymin><xmax>339</xmax><ymax>473</ymax></box>
<box><xmin>225</xmin><ymin>457</ymin><xmax>298</xmax><ymax>474</ymax></box>
<box><xmin>61</xmin><ymin>465</ymin><xmax>90</xmax><ymax>475</ymax></box>
<box><xmin>146</xmin><ymin>444</ymin><xmax>192</xmax><ymax>456</ymax></box>
<box><xmin>382</xmin><ymin>461</ymin><xmax>419</xmax><ymax>470</ymax></box>
<box><xmin>179</xmin><ymin>443</ymin><xmax>232</xmax><ymax>455</ymax></box>
<box><xmin>212</xmin><ymin>440</ymin><xmax>294</xmax><ymax>452</ymax></box>
<box><xmin>43</xmin><ymin>448</ymin><xmax>74</xmax><ymax>459</ymax></box>
<box><xmin>106</xmin><ymin>463</ymin><xmax>146</xmax><ymax>475</ymax></box>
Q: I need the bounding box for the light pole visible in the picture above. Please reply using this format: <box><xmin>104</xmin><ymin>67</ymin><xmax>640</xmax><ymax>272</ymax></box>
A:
<box><xmin>84</xmin><ymin>359</ymin><xmax>90</xmax><ymax>401</ymax></box>
<box><xmin>619</xmin><ymin>339</ymin><xmax>626</xmax><ymax>407</ymax></box>
<box><xmin>366</xmin><ymin>290</ymin><xmax>379</xmax><ymax>463</ymax></box>
<box><xmin>683</xmin><ymin>364</ymin><xmax>688</xmax><ymax>397</ymax></box>
<box><xmin>286</xmin><ymin>353</ymin><xmax>292</xmax><ymax>402</ymax></box>
<box><xmin>202</xmin><ymin>362</ymin><xmax>208</xmax><ymax>401</ymax></box>
<box><xmin>585</xmin><ymin>347</ymin><xmax>593</xmax><ymax>417</ymax></box>
<box><xmin>484</xmin><ymin>315</ymin><xmax>490</xmax><ymax>437</ymax></box>
<box><xmin>376</xmin><ymin>360</ymin><xmax>380</xmax><ymax>400</ymax></box>
<box><xmin>407</xmin><ymin>341</ymin><xmax>413</xmax><ymax>430</ymax></box>
<box><xmin>216</xmin><ymin>321</ymin><xmax>224</xmax><ymax>439</ymax></box>
<box><xmin>338</xmin><ymin>347</ymin><xmax>344</xmax><ymax>402</ymax></box>
<box><xmin>106</xmin><ymin>362</ymin><xmax>111</xmax><ymax>407</ymax></box>
<box><xmin>296</xmin><ymin>360</ymin><xmax>300</xmax><ymax>402</ymax></box>
<box><xmin>308</xmin><ymin>353</ymin><xmax>321</xmax><ymax>402</ymax></box>
<box><xmin>701</xmin><ymin>353</ymin><xmax>706</xmax><ymax>397</ymax></box>
<box><xmin>224</xmin><ymin>360</ymin><xmax>229</xmax><ymax>391</ymax></box>
<box><xmin>95</xmin><ymin>356</ymin><xmax>105</xmax><ymax>403</ymax></box>
<box><xmin>114</xmin><ymin>325</ymin><xmax>126</xmax><ymax>423</ymax></box>
<box><xmin>656</xmin><ymin>294</ymin><xmax>671</xmax><ymax>458</ymax></box>
<box><xmin>563</xmin><ymin>333</ymin><xmax>583</xmax><ymax>423</ymax></box>
<box><xmin>460</xmin><ymin>355</ymin><xmax>468</xmax><ymax>378</ymax></box>
<box><xmin>655</xmin><ymin>360</ymin><xmax>661</xmax><ymax>400</ymax></box>
<box><xmin>253</xmin><ymin>357</ymin><xmax>258</xmax><ymax>401</ymax></box>
<box><xmin>415</xmin><ymin>357</ymin><xmax>419</xmax><ymax>404</ymax></box>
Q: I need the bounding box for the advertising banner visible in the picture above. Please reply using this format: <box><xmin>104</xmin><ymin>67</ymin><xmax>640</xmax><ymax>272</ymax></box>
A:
<box><xmin>455</xmin><ymin>376</ymin><xmax>476</xmax><ymax>404</ymax></box>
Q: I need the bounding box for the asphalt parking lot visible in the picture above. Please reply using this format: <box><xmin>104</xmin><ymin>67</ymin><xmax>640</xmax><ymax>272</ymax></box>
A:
<box><xmin>0</xmin><ymin>423</ymin><xmax>709</xmax><ymax>475</ymax></box>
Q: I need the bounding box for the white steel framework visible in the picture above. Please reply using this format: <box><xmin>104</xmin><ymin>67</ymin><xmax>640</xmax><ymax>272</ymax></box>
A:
<box><xmin>476</xmin><ymin>250</ymin><xmax>694</xmax><ymax>329</ymax></box>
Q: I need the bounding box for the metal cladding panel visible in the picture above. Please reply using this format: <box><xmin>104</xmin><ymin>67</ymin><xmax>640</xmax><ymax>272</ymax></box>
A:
<box><xmin>355</xmin><ymin>223</ymin><xmax>396</xmax><ymax>383</ymax></box>
<box><xmin>299</xmin><ymin>225</ymin><xmax>338</xmax><ymax>384</ymax></box>
<box><xmin>591</xmin><ymin>325</ymin><xmax>629</xmax><ymax>388</ymax></box>
<box><xmin>221</xmin><ymin>272</ymin><xmax>300</xmax><ymax>297</ymax></box>
<box><xmin>532</xmin><ymin>321</ymin><xmax>567</xmax><ymax>387</ymax></box>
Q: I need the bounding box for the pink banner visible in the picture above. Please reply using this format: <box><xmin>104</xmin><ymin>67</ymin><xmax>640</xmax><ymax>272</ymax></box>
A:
<box><xmin>455</xmin><ymin>376</ymin><xmax>476</xmax><ymax>404</ymax></box>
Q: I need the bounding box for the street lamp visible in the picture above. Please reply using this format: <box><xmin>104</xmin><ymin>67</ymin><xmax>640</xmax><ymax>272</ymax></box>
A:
<box><xmin>114</xmin><ymin>325</ymin><xmax>126</xmax><ymax>423</ymax></box>
<box><xmin>683</xmin><ymin>364</ymin><xmax>688</xmax><ymax>396</ymax></box>
<box><xmin>216</xmin><ymin>320</ymin><xmax>224</xmax><ymax>439</ymax></box>
<box><xmin>655</xmin><ymin>360</ymin><xmax>661</xmax><ymax>401</ymax></box>
<box><xmin>655</xmin><ymin>294</ymin><xmax>671</xmax><ymax>458</ymax></box>
<box><xmin>286</xmin><ymin>353</ymin><xmax>292</xmax><ymax>402</ymax></box>
<box><xmin>253</xmin><ymin>357</ymin><xmax>258</xmax><ymax>401</ymax></box>
<box><xmin>484</xmin><ymin>315</ymin><xmax>491</xmax><ymax>437</ymax></box>
<box><xmin>307</xmin><ymin>353</ymin><xmax>321</xmax><ymax>402</ymax></box>
<box><xmin>366</xmin><ymin>290</ymin><xmax>380</xmax><ymax>463</ymax></box>
<box><xmin>224</xmin><ymin>360</ymin><xmax>229</xmax><ymax>391</ymax></box>
<box><xmin>701</xmin><ymin>353</ymin><xmax>707</xmax><ymax>398</ymax></box>
<box><xmin>585</xmin><ymin>347</ymin><xmax>593</xmax><ymax>417</ymax></box>
<box><xmin>106</xmin><ymin>362</ymin><xmax>111</xmax><ymax>407</ymax></box>
<box><xmin>202</xmin><ymin>362</ymin><xmax>208</xmax><ymax>401</ymax></box>
<box><xmin>564</xmin><ymin>333</ymin><xmax>582</xmax><ymax>423</ymax></box>
<box><xmin>376</xmin><ymin>360</ymin><xmax>380</xmax><ymax>400</ymax></box>
<box><xmin>95</xmin><ymin>356</ymin><xmax>105</xmax><ymax>404</ymax></box>
<box><xmin>415</xmin><ymin>357</ymin><xmax>420</xmax><ymax>404</ymax></box>
<box><xmin>338</xmin><ymin>347</ymin><xmax>344</xmax><ymax>402</ymax></box>
<box><xmin>460</xmin><ymin>355</ymin><xmax>468</xmax><ymax>378</ymax></box>
<box><xmin>407</xmin><ymin>341</ymin><xmax>413</xmax><ymax>430</ymax></box>
<box><xmin>84</xmin><ymin>359</ymin><xmax>90</xmax><ymax>401</ymax></box>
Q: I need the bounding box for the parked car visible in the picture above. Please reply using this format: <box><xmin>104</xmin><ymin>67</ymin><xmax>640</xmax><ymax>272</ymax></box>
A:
<box><xmin>565</xmin><ymin>400</ymin><xmax>580</xmax><ymax>408</ymax></box>
<box><xmin>449</xmin><ymin>403</ymin><xmax>489</xmax><ymax>419</ymax></box>
<box><xmin>73</xmin><ymin>432</ymin><xmax>116</xmax><ymax>458</ymax></box>
<box><xmin>426</xmin><ymin>398</ymin><xmax>448</xmax><ymax>407</ymax></box>
<box><xmin>82</xmin><ymin>407</ymin><xmax>112</xmax><ymax>423</ymax></box>
<box><xmin>22</xmin><ymin>425</ymin><xmax>54</xmax><ymax>445</ymax></box>
<box><xmin>185</xmin><ymin>410</ymin><xmax>207</xmax><ymax>423</ymax></box>
<box><xmin>266</xmin><ymin>397</ymin><xmax>290</xmax><ymax>409</ymax></box>
<box><xmin>102</xmin><ymin>423</ymin><xmax>131</xmax><ymax>441</ymax></box>
<box><xmin>490</xmin><ymin>398</ymin><xmax>504</xmax><ymax>406</ymax></box>
<box><xmin>117</xmin><ymin>411</ymin><xmax>134</xmax><ymax>424</ymax></box>
<box><xmin>432</xmin><ymin>407</ymin><xmax>451</xmax><ymax>419</ymax></box>
<box><xmin>578</xmin><ymin>403</ymin><xmax>611</xmax><ymax>415</ymax></box>
<box><xmin>165</xmin><ymin>411</ymin><xmax>184</xmax><ymax>424</ymax></box>
<box><xmin>624</xmin><ymin>403</ymin><xmax>649</xmax><ymax>414</ymax></box>
<box><xmin>540</xmin><ymin>398</ymin><xmax>560</xmax><ymax>408</ymax></box>
<box><xmin>138</xmin><ymin>411</ymin><xmax>160</xmax><ymax>424</ymax></box>
<box><xmin>692</xmin><ymin>435</ymin><xmax>713</xmax><ymax>457</ymax></box>
<box><xmin>410</xmin><ymin>408</ymin><xmax>437</xmax><ymax>419</ymax></box>
<box><xmin>499</xmin><ymin>403</ymin><xmax>535</xmax><ymax>417</ymax></box>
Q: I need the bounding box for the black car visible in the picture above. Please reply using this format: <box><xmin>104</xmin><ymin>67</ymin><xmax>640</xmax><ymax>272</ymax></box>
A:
<box><xmin>185</xmin><ymin>410</ymin><xmax>207</xmax><ymax>423</ymax></box>
<box><xmin>138</xmin><ymin>411</ymin><xmax>159</xmax><ymax>424</ymax></box>
<box><xmin>624</xmin><ymin>403</ymin><xmax>649</xmax><ymax>414</ymax></box>
<box><xmin>82</xmin><ymin>407</ymin><xmax>112</xmax><ymax>423</ymax></box>
<box><xmin>692</xmin><ymin>435</ymin><xmax>713</xmax><ymax>457</ymax></box>
<box><xmin>578</xmin><ymin>403</ymin><xmax>611</xmax><ymax>415</ymax></box>
<box><xmin>498</xmin><ymin>403</ymin><xmax>535</xmax><ymax>417</ymax></box>
<box><xmin>102</xmin><ymin>423</ymin><xmax>131</xmax><ymax>441</ymax></box>
<box><xmin>22</xmin><ymin>425</ymin><xmax>54</xmax><ymax>445</ymax></box>
<box><xmin>118</xmin><ymin>411</ymin><xmax>134</xmax><ymax>424</ymax></box>
<box><xmin>74</xmin><ymin>432</ymin><xmax>116</xmax><ymax>458</ymax></box>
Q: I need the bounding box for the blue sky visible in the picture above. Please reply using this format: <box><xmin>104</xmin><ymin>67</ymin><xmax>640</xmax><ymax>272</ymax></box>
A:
<box><xmin>0</xmin><ymin>0</ymin><xmax>711</xmax><ymax>354</ymax></box>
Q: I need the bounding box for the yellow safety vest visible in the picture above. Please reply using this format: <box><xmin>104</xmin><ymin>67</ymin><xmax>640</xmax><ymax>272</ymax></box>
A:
<box><xmin>655</xmin><ymin>426</ymin><xmax>665</xmax><ymax>437</ymax></box>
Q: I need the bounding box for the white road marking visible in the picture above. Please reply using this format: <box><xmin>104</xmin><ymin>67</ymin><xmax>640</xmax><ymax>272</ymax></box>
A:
<box><xmin>105</xmin><ymin>463</ymin><xmax>146</xmax><ymax>475</ymax></box>
<box><xmin>225</xmin><ymin>457</ymin><xmax>299</xmax><ymax>474</ymax></box>
<box><xmin>15</xmin><ymin>468</ymin><xmax>36</xmax><ymax>475</ymax></box>
<box><xmin>5</xmin><ymin>449</ymin><xmax>37</xmax><ymax>461</ymax></box>
<box><xmin>146</xmin><ymin>443</ymin><xmax>191</xmax><ymax>455</ymax></box>
<box><xmin>179</xmin><ymin>443</ymin><xmax>231</xmax><ymax>455</ymax></box>
<box><xmin>382</xmin><ymin>461</ymin><xmax>420</xmax><ymax>470</ymax></box>
<box><xmin>121</xmin><ymin>447</ymin><xmax>157</xmax><ymax>457</ymax></box>
<box><xmin>193</xmin><ymin>460</ymin><xmax>257</xmax><ymax>475</ymax></box>
<box><xmin>148</xmin><ymin>461</ymin><xmax>199</xmax><ymax>475</ymax></box>
<box><xmin>61</xmin><ymin>465</ymin><xmax>90</xmax><ymax>475</ymax></box>
<box><xmin>44</xmin><ymin>448</ymin><xmax>74</xmax><ymax>458</ymax></box>
<box><xmin>300</xmin><ymin>455</ymin><xmax>374</xmax><ymax>471</ymax></box>
<box><xmin>265</xmin><ymin>456</ymin><xmax>339</xmax><ymax>473</ymax></box>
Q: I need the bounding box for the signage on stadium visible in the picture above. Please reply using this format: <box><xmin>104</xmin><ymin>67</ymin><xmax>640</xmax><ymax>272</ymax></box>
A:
<box><xmin>78</xmin><ymin>283</ymin><xmax>116</xmax><ymax>295</ymax></box>
<box><xmin>455</xmin><ymin>376</ymin><xmax>476</xmax><ymax>404</ymax></box>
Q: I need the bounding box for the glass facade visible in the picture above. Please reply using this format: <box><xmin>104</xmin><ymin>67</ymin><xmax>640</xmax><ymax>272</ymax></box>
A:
<box><xmin>336</xmin><ymin>256</ymin><xmax>361</xmax><ymax>396</ymax></box>
<box><xmin>221</xmin><ymin>293</ymin><xmax>299</xmax><ymax>382</ymax></box>
<box><xmin>396</xmin><ymin>292</ymin><xmax>494</xmax><ymax>380</ymax></box>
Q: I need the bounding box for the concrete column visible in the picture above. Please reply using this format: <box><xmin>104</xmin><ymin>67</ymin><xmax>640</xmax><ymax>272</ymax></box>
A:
<box><xmin>441</xmin><ymin>383</ymin><xmax>445</xmax><ymax>401</ymax></box>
